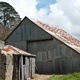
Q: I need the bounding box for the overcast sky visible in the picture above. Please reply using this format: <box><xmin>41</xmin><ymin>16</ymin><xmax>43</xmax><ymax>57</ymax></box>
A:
<box><xmin>0</xmin><ymin>0</ymin><xmax>80</xmax><ymax>40</ymax></box>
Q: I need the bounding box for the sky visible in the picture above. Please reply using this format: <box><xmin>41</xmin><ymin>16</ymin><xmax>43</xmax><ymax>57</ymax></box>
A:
<box><xmin>0</xmin><ymin>0</ymin><xmax>80</xmax><ymax>40</ymax></box>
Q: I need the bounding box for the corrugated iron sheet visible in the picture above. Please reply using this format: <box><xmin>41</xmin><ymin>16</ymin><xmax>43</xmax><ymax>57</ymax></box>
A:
<box><xmin>2</xmin><ymin>45</ymin><xmax>35</xmax><ymax>56</ymax></box>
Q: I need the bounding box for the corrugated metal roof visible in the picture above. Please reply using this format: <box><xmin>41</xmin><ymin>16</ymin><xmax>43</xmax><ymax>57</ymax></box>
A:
<box><xmin>30</xmin><ymin>18</ymin><xmax>80</xmax><ymax>53</ymax></box>
<box><xmin>1</xmin><ymin>45</ymin><xmax>35</xmax><ymax>56</ymax></box>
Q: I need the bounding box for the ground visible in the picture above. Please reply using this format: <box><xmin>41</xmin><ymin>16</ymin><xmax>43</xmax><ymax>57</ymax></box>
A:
<box><xmin>31</xmin><ymin>74</ymin><xmax>52</xmax><ymax>80</ymax></box>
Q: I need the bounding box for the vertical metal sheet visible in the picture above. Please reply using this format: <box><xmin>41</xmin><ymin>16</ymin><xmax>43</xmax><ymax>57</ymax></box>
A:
<box><xmin>29</xmin><ymin>58</ymin><xmax>32</xmax><ymax>78</ymax></box>
<box><xmin>48</xmin><ymin>51</ymin><xmax>52</xmax><ymax>60</ymax></box>
<box><xmin>60</xmin><ymin>45</ymin><xmax>67</xmax><ymax>57</ymax></box>
<box><xmin>42</xmin><ymin>51</ymin><xmax>47</xmax><ymax>62</ymax></box>
<box><xmin>25</xmin><ymin>57</ymin><xmax>30</xmax><ymax>78</ymax></box>
<box><xmin>66</xmin><ymin>58</ymin><xmax>73</xmax><ymax>73</ymax></box>
<box><xmin>61</xmin><ymin>58</ymin><xmax>67</xmax><ymax>73</ymax></box>
<box><xmin>37</xmin><ymin>52</ymin><xmax>42</xmax><ymax>61</ymax></box>
<box><xmin>72</xmin><ymin>57</ymin><xmax>79</xmax><ymax>72</ymax></box>
<box><xmin>15</xmin><ymin>41</ymin><xmax>27</xmax><ymax>51</ymax></box>
<box><xmin>20</xmin><ymin>55</ymin><xmax>24</xmax><ymax>80</ymax></box>
<box><xmin>55</xmin><ymin>58</ymin><xmax>62</xmax><ymax>74</ymax></box>
<box><xmin>31</xmin><ymin>58</ymin><xmax>35</xmax><ymax>75</ymax></box>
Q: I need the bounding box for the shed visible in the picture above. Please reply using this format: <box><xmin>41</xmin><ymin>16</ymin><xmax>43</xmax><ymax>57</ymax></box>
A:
<box><xmin>0</xmin><ymin>45</ymin><xmax>36</xmax><ymax>80</ymax></box>
<box><xmin>5</xmin><ymin>16</ymin><xmax>80</xmax><ymax>74</ymax></box>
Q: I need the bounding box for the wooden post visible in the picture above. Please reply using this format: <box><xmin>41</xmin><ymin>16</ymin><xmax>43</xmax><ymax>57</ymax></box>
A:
<box><xmin>31</xmin><ymin>58</ymin><xmax>35</xmax><ymax>76</ymax></box>
<box><xmin>30</xmin><ymin>58</ymin><xmax>32</xmax><ymax>78</ymax></box>
<box><xmin>25</xmin><ymin>57</ymin><xmax>29</xmax><ymax>79</ymax></box>
<box><xmin>20</xmin><ymin>55</ymin><xmax>24</xmax><ymax>80</ymax></box>
<box><xmin>19</xmin><ymin>56</ymin><xmax>20</xmax><ymax>80</ymax></box>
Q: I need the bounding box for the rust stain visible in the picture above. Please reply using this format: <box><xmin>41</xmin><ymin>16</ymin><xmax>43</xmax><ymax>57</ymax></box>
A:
<box><xmin>3</xmin><ymin>45</ymin><xmax>35</xmax><ymax>57</ymax></box>
<box><xmin>5</xmin><ymin>46</ymin><xmax>11</xmax><ymax>52</ymax></box>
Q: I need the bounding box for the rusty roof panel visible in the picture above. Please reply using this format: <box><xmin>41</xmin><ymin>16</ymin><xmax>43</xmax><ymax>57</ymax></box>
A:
<box><xmin>2</xmin><ymin>45</ymin><xmax>35</xmax><ymax>56</ymax></box>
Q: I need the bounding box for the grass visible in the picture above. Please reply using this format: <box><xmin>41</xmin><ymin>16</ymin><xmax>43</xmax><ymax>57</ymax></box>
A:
<box><xmin>48</xmin><ymin>72</ymin><xmax>80</xmax><ymax>80</ymax></box>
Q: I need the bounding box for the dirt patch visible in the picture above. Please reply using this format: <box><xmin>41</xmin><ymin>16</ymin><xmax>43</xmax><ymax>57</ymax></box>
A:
<box><xmin>31</xmin><ymin>74</ymin><xmax>52</xmax><ymax>80</ymax></box>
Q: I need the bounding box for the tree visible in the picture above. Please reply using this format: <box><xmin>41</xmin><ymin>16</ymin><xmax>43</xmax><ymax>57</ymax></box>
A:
<box><xmin>0</xmin><ymin>2</ymin><xmax>21</xmax><ymax>28</ymax></box>
<box><xmin>0</xmin><ymin>2</ymin><xmax>21</xmax><ymax>40</ymax></box>
<box><xmin>0</xmin><ymin>25</ymin><xmax>10</xmax><ymax>40</ymax></box>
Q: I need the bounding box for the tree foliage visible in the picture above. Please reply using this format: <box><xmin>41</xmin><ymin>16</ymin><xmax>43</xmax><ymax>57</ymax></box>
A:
<box><xmin>0</xmin><ymin>2</ymin><xmax>21</xmax><ymax>40</ymax></box>
<box><xmin>0</xmin><ymin>2</ymin><xmax>21</xmax><ymax>28</ymax></box>
<box><xmin>0</xmin><ymin>24</ymin><xmax>10</xmax><ymax>40</ymax></box>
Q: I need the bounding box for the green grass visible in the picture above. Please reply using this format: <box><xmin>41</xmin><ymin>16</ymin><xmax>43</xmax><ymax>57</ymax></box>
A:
<box><xmin>48</xmin><ymin>72</ymin><xmax>80</xmax><ymax>80</ymax></box>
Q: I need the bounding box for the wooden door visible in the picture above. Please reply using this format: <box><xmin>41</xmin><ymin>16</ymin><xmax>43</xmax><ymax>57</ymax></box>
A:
<box><xmin>27</xmin><ymin>40</ymin><xmax>54</xmax><ymax>74</ymax></box>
